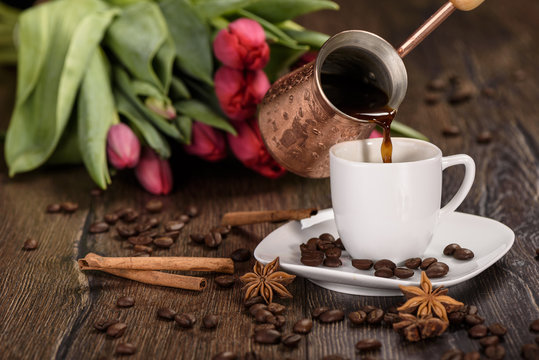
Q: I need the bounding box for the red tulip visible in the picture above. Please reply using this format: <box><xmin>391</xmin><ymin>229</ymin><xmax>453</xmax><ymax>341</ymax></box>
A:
<box><xmin>184</xmin><ymin>122</ymin><xmax>227</xmax><ymax>162</ymax></box>
<box><xmin>214</xmin><ymin>67</ymin><xmax>270</xmax><ymax>122</ymax></box>
<box><xmin>106</xmin><ymin>123</ymin><xmax>141</xmax><ymax>169</ymax></box>
<box><xmin>227</xmin><ymin>118</ymin><xmax>286</xmax><ymax>178</ymax></box>
<box><xmin>135</xmin><ymin>147</ymin><xmax>173</xmax><ymax>195</ymax></box>
<box><xmin>213</xmin><ymin>18</ymin><xmax>269</xmax><ymax>71</ymax></box>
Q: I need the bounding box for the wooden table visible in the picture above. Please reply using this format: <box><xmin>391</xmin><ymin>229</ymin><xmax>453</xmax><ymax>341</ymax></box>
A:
<box><xmin>1</xmin><ymin>0</ymin><xmax>538</xmax><ymax>358</ymax></box>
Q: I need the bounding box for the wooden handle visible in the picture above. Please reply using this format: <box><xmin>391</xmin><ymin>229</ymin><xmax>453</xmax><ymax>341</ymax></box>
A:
<box><xmin>450</xmin><ymin>0</ymin><xmax>485</xmax><ymax>11</ymax></box>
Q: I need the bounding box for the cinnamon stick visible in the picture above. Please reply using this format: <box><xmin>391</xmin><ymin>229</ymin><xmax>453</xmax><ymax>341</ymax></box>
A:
<box><xmin>220</xmin><ymin>208</ymin><xmax>318</xmax><ymax>226</ymax></box>
<box><xmin>78</xmin><ymin>253</ymin><xmax>234</xmax><ymax>274</ymax></box>
<box><xmin>84</xmin><ymin>267</ymin><xmax>206</xmax><ymax>291</ymax></box>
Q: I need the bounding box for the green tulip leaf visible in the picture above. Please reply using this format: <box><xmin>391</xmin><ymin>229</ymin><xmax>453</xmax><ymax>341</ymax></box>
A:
<box><xmin>105</xmin><ymin>1</ymin><xmax>174</xmax><ymax>92</ymax></box>
<box><xmin>282</xmin><ymin>28</ymin><xmax>329</xmax><ymax>49</ymax></box>
<box><xmin>245</xmin><ymin>0</ymin><xmax>338</xmax><ymax>23</ymax></box>
<box><xmin>191</xmin><ymin>0</ymin><xmax>259</xmax><ymax>18</ymax></box>
<box><xmin>390</xmin><ymin>120</ymin><xmax>429</xmax><ymax>141</ymax></box>
<box><xmin>174</xmin><ymin>99</ymin><xmax>236</xmax><ymax>135</ymax></box>
<box><xmin>77</xmin><ymin>49</ymin><xmax>114</xmax><ymax>189</ymax></box>
<box><xmin>47</xmin><ymin>117</ymin><xmax>82</xmax><ymax>165</ymax></box>
<box><xmin>5</xmin><ymin>0</ymin><xmax>117</xmax><ymax>177</ymax></box>
<box><xmin>170</xmin><ymin>76</ymin><xmax>191</xmax><ymax>100</ymax></box>
<box><xmin>175</xmin><ymin>115</ymin><xmax>193</xmax><ymax>145</ymax></box>
<box><xmin>264</xmin><ymin>44</ymin><xmax>307</xmax><ymax>82</ymax></box>
<box><xmin>159</xmin><ymin>0</ymin><xmax>213</xmax><ymax>85</ymax></box>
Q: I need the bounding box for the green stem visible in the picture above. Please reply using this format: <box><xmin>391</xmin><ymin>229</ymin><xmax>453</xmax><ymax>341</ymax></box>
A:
<box><xmin>391</xmin><ymin>120</ymin><xmax>429</xmax><ymax>141</ymax></box>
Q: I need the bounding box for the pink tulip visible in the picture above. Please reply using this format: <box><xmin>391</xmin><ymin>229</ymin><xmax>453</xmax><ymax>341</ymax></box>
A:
<box><xmin>227</xmin><ymin>118</ymin><xmax>286</xmax><ymax>179</ymax></box>
<box><xmin>135</xmin><ymin>147</ymin><xmax>173</xmax><ymax>195</ymax></box>
<box><xmin>369</xmin><ymin>129</ymin><xmax>383</xmax><ymax>138</ymax></box>
<box><xmin>184</xmin><ymin>122</ymin><xmax>227</xmax><ymax>162</ymax></box>
<box><xmin>214</xmin><ymin>67</ymin><xmax>270</xmax><ymax>122</ymax></box>
<box><xmin>213</xmin><ymin>18</ymin><xmax>269</xmax><ymax>71</ymax></box>
<box><xmin>106</xmin><ymin>123</ymin><xmax>141</xmax><ymax>169</ymax></box>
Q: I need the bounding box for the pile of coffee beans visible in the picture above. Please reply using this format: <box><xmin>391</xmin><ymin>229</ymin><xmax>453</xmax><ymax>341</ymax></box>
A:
<box><xmin>46</xmin><ymin>201</ymin><xmax>79</xmax><ymax>214</ymax></box>
<box><xmin>444</xmin><ymin>243</ymin><xmax>475</xmax><ymax>260</ymax></box>
<box><xmin>190</xmin><ymin>224</ymin><xmax>231</xmax><ymax>250</ymax></box>
<box><xmin>157</xmin><ymin>306</ymin><xmax>220</xmax><ymax>331</ymax></box>
<box><xmin>299</xmin><ymin>233</ymin><xmax>345</xmax><ymax>267</ymax></box>
<box><xmin>520</xmin><ymin>318</ymin><xmax>539</xmax><ymax>359</ymax></box>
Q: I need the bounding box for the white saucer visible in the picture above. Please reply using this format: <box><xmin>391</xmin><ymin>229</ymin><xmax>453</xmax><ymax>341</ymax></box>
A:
<box><xmin>254</xmin><ymin>209</ymin><xmax>514</xmax><ymax>296</ymax></box>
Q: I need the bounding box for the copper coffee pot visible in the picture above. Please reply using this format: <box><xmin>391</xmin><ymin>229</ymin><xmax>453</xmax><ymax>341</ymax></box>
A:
<box><xmin>258</xmin><ymin>0</ymin><xmax>485</xmax><ymax>178</ymax></box>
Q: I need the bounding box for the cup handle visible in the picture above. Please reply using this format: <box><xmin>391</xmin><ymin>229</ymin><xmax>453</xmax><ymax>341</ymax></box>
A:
<box><xmin>439</xmin><ymin>154</ymin><xmax>476</xmax><ymax>219</ymax></box>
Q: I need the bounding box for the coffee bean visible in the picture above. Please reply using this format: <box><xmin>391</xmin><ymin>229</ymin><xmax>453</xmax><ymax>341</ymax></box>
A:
<box><xmin>394</xmin><ymin>267</ymin><xmax>414</xmax><ymax>279</ymax></box>
<box><xmin>468</xmin><ymin>324</ymin><xmax>488</xmax><ymax>338</ymax></box>
<box><xmin>254</xmin><ymin>323</ymin><xmax>275</xmax><ymax>332</ymax></box>
<box><xmin>319</xmin><ymin>233</ymin><xmax>335</xmax><ymax>242</ymax></box>
<box><xmin>175</xmin><ymin>313</ymin><xmax>196</xmax><ymax>328</ymax></box>
<box><xmin>427</xmin><ymin>77</ymin><xmax>448</xmax><ymax>91</ymax></box>
<box><xmin>449</xmin><ymin>78</ymin><xmax>477</xmax><ymax>104</ymax></box>
<box><xmin>484</xmin><ymin>345</ymin><xmax>505</xmax><ymax>360</ymax></box>
<box><xmin>488</xmin><ymin>323</ymin><xmax>507</xmax><ymax>336</ymax></box>
<box><xmin>467</xmin><ymin>305</ymin><xmax>478</xmax><ymax>315</ymax></box>
<box><xmin>441</xmin><ymin>349</ymin><xmax>463</xmax><ymax>360</ymax></box>
<box><xmin>212</xmin><ymin>352</ymin><xmax>237</xmax><ymax>360</ymax></box>
<box><xmin>319</xmin><ymin>309</ymin><xmax>344</xmax><ymax>323</ymax></box>
<box><xmin>205</xmin><ymin>232</ymin><xmax>222</xmax><ymax>248</ymax></box>
<box><xmin>117</xmin><ymin>225</ymin><xmax>137</xmax><ymax>238</ymax></box>
<box><xmin>253</xmin><ymin>329</ymin><xmax>280</xmax><ymax>344</ymax></box>
<box><xmin>442</xmin><ymin>125</ymin><xmax>461</xmax><ymax>136</ymax></box>
<box><xmin>360</xmin><ymin>305</ymin><xmax>378</xmax><ymax>314</ymax></box>
<box><xmin>244</xmin><ymin>296</ymin><xmax>264</xmax><ymax>308</ymax></box>
<box><xmin>46</xmin><ymin>203</ymin><xmax>61</xmax><ymax>213</ymax></box>
<box><xmin>175</xmin><ymin>214</ymin><xmax>189</xmax><ymax>224</ymax></box>
<box><xmin>254</xmin><ymin>309</ymin><xmax>274</xmax><ymax>323</ymax></box>
<box><xmin>355</xmin><ymin>338</ymin><xmax>381</xmax><ymax>351</ymax></box>
<box><xmin>153</xmin><ymin>236</ymin><xmax>174</xmax><ymax>248</ymax></box>
<box><xmin>374</xmin><ymin>259</ymin><xmax>396</xmax><ymax>270</ymax></box>
<box><xmin>454</xmin><ymin>248</ymin><xmax>474</xmax><ymax>260</ymax></box>
<box><xmin>123</xmin><ymin>210</ymin><xmax>139</xmax><ymax>223</ymax></box>
<box><xmin>139</xmin><ymin>229</ymin><xmax>160</xmax><ymax>239</ymax></box>
<box><xmin>352</xmin><ymin>259</ymin><xmax>373</xmax><ymax>270</ymax></box>
<box><xmin>425</xmin><ymin>92</ymin><xmax>443</xmax><ymax>105</ymax></box>
<box><xmin>426</xmin><ymin>263</ymin><xmax>449</xmax><ymax>278</ymax></box>
<box><xmin>404</xmin><ymin>257</ymin><xmax>421</xmax><ymax>269</ymax></box>
<box><xmin>103</xmin><ymin>213</ymin><xmax>119</xmax><ymax>225</ymax></box>
<box><xmin>349</xmin><ymin>310</ymin><xmax>367</xmax><ymax>325</ymax></box>
<box><xmin>479</xmin><ymin>336</ymin><xmax>500</xmax><ymax>347</ymax></box>
<box><xmin>301</xmin><ymin>251</ymin><xmax>324</xmax><ymax>266</ymax></box>
<box><xmin>212</xmin><ymin>225</ymin><xmax>232</xmax><ymax>236</ymax></box>
<box><xmin>306</xmin><ymin>237</ymin><xmax>319</xmax><ymax>249</ymax></box>
<box><xmin>135</xmin><ymin>222</ymin><xmax>152</xmax><ymax>233</ymax></box>
<box><xmin>383</xmin><ymin>312</ymin><xmax>400</xmax><ymax>325</ymax></box>
<box><xmin>61</xmin><ymin>201</ymin><xmax>79</xmax><ymax>213</ymax></box>
<box><xmin>128</xmin><ymin>236</ymin><xmax>152</xmax><ymax>245</ymax></box>
<box><xmin>312</xmin><ymin>307</ymin><xmax>330</xmax><ymax>318</ymax></box>
<box><xmin>443</xmin><ymin>243</ymin><xmax>461</xmax><ymax>255</ymax></box>
<box><xmin>89</xmin><ymin>221</ymin><xmax>109</xmax><ymax>234</ymax></box>
<box><xmin>531</xmin><ymin>319</ymin><xmax>539</xmax><ymax>332</ymax></box>
<box><xmin>267</xmin><ymin>303</ymin><xmax>286</xmax><ymax>315</ymax></box>
<box><xmin>187</xmin><ymin>205</ymin><xmax>199</xmax><ymax>217</ymax></box>
<box><xmin>521</xmin><ymin>344</ymin><xmax>539</xmax><ymax>360</ymax></box>
<box><xmin>334</xmin><ymin>239</ymin><xmax>345</xmax><ymax>250</ymax></box>
<box><xmin>463</xmin><ymin>351</ymin><xmax>481</xmax><ymax>360</ymax></box>
<box><xmin>249</xmin><ymin>304</ymin><xmax>268</xmax><ymax>317</ymax></box>
<box><xmin>420</xmin><ymin>257</ymin><xmax>437</xmax><ymax>270</ymax></box>
<box><xmin>300</xmin><ymin>243</ymin><xmax>311</xmax><ymax>253</ymax></box>
<box><xmin>215</xmin><ymin>275</ymin><xmax>235</xmax><ymax>288</ymax></box>
<box><xmin>189</xmin><ymin>233</ymin><xmax>205</xmax><ymax>244</ymax></box>
<box><xmin>115</xmin><ymin>342</ymin><xmax>137</xmax><ymax>355</ymax></box>
<box><xmin>367</xmin><ymin>309</ymin><xmax>384</xmax><ymax>324</ymax></box>
<box><xmin>449</xmin><ymin>311</ymin><xmax>466</xmax><ymax>325</ymax></box>
<box><xmin>465</xmin><ymin>314</ymin><xmax>484</xmax><ymax>326</ymax></box>
<box><xmin>293</xmin><ymin>318</ymin><xmax>313</xmax><ymax>334</ymax></box>
<box><xmin>157</xmin><ymin>307</ymin><xmax>176</xmax><ymax>320</ymax></box>
<box><xmin>145</xmin><ymin>199</ymin><xmax>163</xmax><ymax>213</ymax></box>
<box><xmin>274</xmin><ymin>315</ymin><xmax>286</xmax><ymax>329</ymax></box>
<box><xmin>117</xmin><ymin>296</ymin><xmax>135</xmax><ymax>308</ymax></box>
<box><xmin>325</xmin><ymin>247</ymin><xmax>342</xmax><ymax>259</ymax></box>
<box><xmin>133</xmin><ymin>244</ymin><xmax>153</xmax><ymax>254</ymax></box>
<box><xmin>318</xmin><ymin>240</ymin><xmax>335</xmax><ymax>251</ymax></box>
<box><xmin>476</xmin><ymin>131</ymin><xmax>493</xmax><ymax>144</ymax></box>
<box><xmin>106</xmin><ymin>322</ymin><xmax>127</xmax><ymax>337</ymax></box>
<box><xmin>230</xmin><ymin>248</ymin><xmax>251</xmax><ymax>262</ymax></box>
<box><xmin>165</xmin><ymin>220</ymin><xmax>185</xmax><ymax>232</ymax></box>
<box><xmin>23</xmin><ymin>238</ymin><xmax>38</xmax><ymax>251</ymax></box>
<box><xmin>94</xmin><ymin>319</ymin><xmax>119</xmax><ymax>331</ymax></box>
<box><xmin>374</xmin><ymin>267</ymin><xmax>393</xmax><ymax>278</ymax></box>
<box><xmin>203</xmin><ymin>314</ymin><xmax>219</xmax><ymax>329</ymax></box>
<box><xmin>282</xmin><ymin>333</ymin><xmax>301</xmax><ymax>347</ymax></box>
<box><xmin>323</xmin><ymin>257</ymin><xmax>342</xmax><ymax>267</ymax></box>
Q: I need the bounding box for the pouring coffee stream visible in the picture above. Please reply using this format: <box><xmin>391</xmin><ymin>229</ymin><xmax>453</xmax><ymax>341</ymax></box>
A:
<box><xmin>258</xmin><ymin>0</ymin><xmax>486</xmax><ymax>175</ymax></box>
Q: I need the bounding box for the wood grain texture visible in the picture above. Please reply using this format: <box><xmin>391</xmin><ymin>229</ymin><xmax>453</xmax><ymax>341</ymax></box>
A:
<box><xmin>0</xmin><ymin>0</ymin><xmax>538</xmax><ymax>358</ymax></box>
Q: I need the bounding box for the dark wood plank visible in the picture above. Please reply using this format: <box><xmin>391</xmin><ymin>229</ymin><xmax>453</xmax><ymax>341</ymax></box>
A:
<box><xmin>0</xmin><ymin>0</ymin><xmax>538</xmax><ymax>358</ymax></box>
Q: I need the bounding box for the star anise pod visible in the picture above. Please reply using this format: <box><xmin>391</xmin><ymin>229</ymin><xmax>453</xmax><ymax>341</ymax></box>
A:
<box><xmin>393</xmin><ymin>313</ymin><xmax>448</xmax><ymax>342</ymax></box>
<box><xmin>239</xmin><ymin>257</ymin><xmax>296</xmax><ymax>304</ymax></box>
<box><xmin>397</xmin><ymin>271</ymin><xmax>463</xmax><ymax>322</ymax></box>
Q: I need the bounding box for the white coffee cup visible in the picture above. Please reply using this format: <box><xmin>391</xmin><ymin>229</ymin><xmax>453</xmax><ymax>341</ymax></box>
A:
<box><xmin>329</xmin><ymin>137</ymin><xmax>475</xmax><ymax>263</ymax></box>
